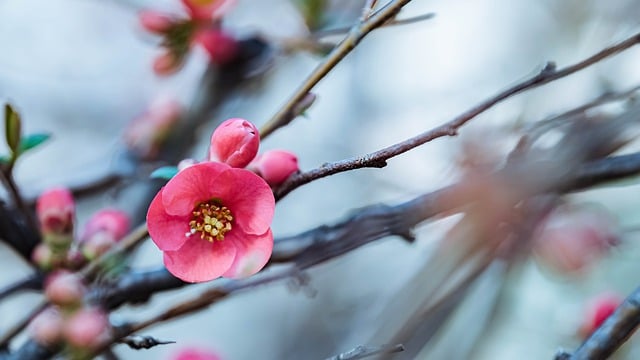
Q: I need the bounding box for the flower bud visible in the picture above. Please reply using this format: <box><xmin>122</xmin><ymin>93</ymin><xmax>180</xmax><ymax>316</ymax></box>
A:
<box><xmin>81</xmin><ymin>232</ymin><xmax>117</xmax><ymax>260</ymax></box>
<box><xmin>124</xmin><ymin>97</ymin><xmax>182</xmax><ymax>160</ymax></box>
<box><xmin>208</xmin><ymin>118</ymin><xmax>259</xmax><ymax>168</ymax></box>
<box><xmin>249</xmin><ymin>150</ymin><xmax>299</xmax><ymax>186</ymax></box>
<box><xmin>32</xmin><ymin>243</ymin><xmax>54</xmax><ymax>270</ymax></box>
<box><xmin>579</xmin><ymin>292</ymin><xmax>622</xmax><ymax>338</ymax></box>
<box><xmin>45</xmin><ymin>271</ymin><xmax>86</xmax><ymax>307</ymax></box>
<box><xmin>194</xmin><ymin>29</ymin><xmax>239</xmax><ymax>66</ymax></box>
<box><xmin>63</xmin><ymin>307</ymin><xmax>110</xmax><ymax>349</ymax></box>
<box><xmin>81</xmin><ymin>209</ymin><xmax>131</xmax><ymax>243</ymax></box>
<box><xmin>153</xmin><ymin>50</ymin><xmax>181</xmax><ymax>76</ymax></box>
<box><xmin>29</xmin><ymin>308</ymin><xmax>64</xmax><ymax>345</ymax></box>
<box><xmin>173</xmin><ymin>347</ymin><xmax>222</xmax><ymax>360</ymax></box>
<box><xmin>533</xmin><ymin>206</ymin><xmax>618</xmax><ymax>275</ymax></box>
<box><xmin>36</xmin><ymin>188</ymin><xmax>75</xmax><ymax>237</ymax></box>
<box><xmin>139</xmin><ymin>10</ymin><xmax>174</xmax><ymax>34</ymax></box>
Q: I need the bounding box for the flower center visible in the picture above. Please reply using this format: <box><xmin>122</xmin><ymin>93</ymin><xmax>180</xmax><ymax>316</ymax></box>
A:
<box><xmin>188</xmin><ymin>200</ymin><xmax>233</xmax><ymax>242</ymax></box>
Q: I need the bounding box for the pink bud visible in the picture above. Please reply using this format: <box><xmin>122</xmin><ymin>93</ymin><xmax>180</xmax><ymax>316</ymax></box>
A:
<box><xmin>139</xmin><ymin>10</ymin><xmax>174</xmax><ymax>34</ymax></box>
<box><xmin>181</xmin><ymin>0</ymin><xmax>236</xmax><ymax>21</ymax></box>
<box><xmin>29</xmin><ymin>308</ymin><xmax>64</xmax><ymax>345</ymax></box>
<box><xmin>208</xmin><ymin>118</ymin><xmax>260</xmax><ymax>168</ymax></box>
<box><xmin>124</xmin><ymin>97</ymin><xmax>182</xmax><ymax>159</ymax></box>
<box><xmin>32</xmin><ymin>243</ymin><xmax>54</xmax><ymax>270</ymax></box>
<box><xmin>533</xmin><ymin>207</ymin><xmax>618</xmax><ymax>275</ymax></box>
<box><xmin>579</xmin><ymin>292</ymin><xmax>622</xmax><ymax>338</ymax></box>
<box><xmin>36</xmin><ymin>188</ymin><xmax>75</xmax><ymax>236</ymax></box>
<box><xmin>153</xmin><ymin>51</ymin><xmax>181</xmax><ymax>76</ymax></box>
<box><xmin>194</xmin><ymin>29</ymin><xmax>239</xmax><ymax>65</ymax></box>
<box><xmin>173</xmin><ymin>347</ymin><xmax>222</xmax><ymax>360</ymax></box>
<box><xmin>249</xmin><ymin>150</ymin><xmax>299</xmax><ymax>186</ymax></box>
<box><xmin>81</xmin><ymin>232</ymin><xmax>117</xmax><ymax>260</ymax></box>
<box><xmin>44</xmin><ymin>271</ymin><xmax>86</xmax><ymax>307</ymax></box>
<box><xmin>63</xmin><ymin>307</ymin><xmax>110</xmax><ymax>349</ymax></box>
<box><xmin>81</xmin><ymin>209</ymin><xmax>131</xmax><ymax>243</ymax></box>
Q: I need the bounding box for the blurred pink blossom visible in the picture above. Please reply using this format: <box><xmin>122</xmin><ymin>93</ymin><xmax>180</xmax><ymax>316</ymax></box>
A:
<box><xmin>36</xmin><ymin>188</ymin><xmax>75</xmax><ymax>237</ymax></box>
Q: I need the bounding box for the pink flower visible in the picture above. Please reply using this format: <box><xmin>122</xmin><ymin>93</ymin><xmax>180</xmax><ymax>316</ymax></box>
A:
<box><xmin>249</xmin><ymin>150</ymin><xmax>299</xmax><ymax>186</ymax></box>
<box><xmin>579</xmin><ymin>292</ymin><xmax>622</xmax><ymax>338</ymax></box>
<box><xmin>181</xmin><ymin>0</ymin><xmax>236</xmax><ymax>21</ymax></box>
<box><xmin>147</xmin><ymin>161</ymin><xmax>275</xmax><ymax>282</ymax></box>
<box><xmin>63</xmin><ymin>307</ymin><xmax>110</xmax><ymax>349</ymax></box>
<box><xmin>139</xmin><ymin>10</ymin><xmax>175</xmax><ymax>34</ymax></box>
<box><xmin>172</xmin><ymin>347</ymin><xmax>222</xmax><ymax>360</ymax></box>
<box><xmin>36</xmin><ymin>188</ymin><xmax>75</xmax><ymax>237</ymax></box>
<box><xmin>208</xmin><ymin>118</ymin><xmax>260</xmax><ymax>168</ymax></box>
<box><xmin>32</xmin><ymin>244</ymin><xmax>54</xmax><ymax>270</ymax></box>
<box><xmin>194</xmin><ymin>29</ymin><xmax>238</xmax><ymax>65</ymax></box>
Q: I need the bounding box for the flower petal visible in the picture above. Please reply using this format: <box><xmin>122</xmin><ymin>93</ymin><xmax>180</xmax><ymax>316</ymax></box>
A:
<box><xmin>222</xmin><ymin>229</ymin><xmax>273</xmax><ymax>279</ymax></box>
<box><xmin>213</xmin><ymin>169</ymin><xmax>274</xmax><ymax>235</ymax></box>
<box><xmin>162</xmin><ymin>162</ymin><xmax>229</xmax><ymax>216</ymax></box>
<box><xmin>163</xmin><ymin>237</ymin><xmax>237</xmax><ymax>283</ymax></box>
<box><xmin>147</xmin><ymin>189</ymin><xmax>189</xmax><ymax>251</ymax></box>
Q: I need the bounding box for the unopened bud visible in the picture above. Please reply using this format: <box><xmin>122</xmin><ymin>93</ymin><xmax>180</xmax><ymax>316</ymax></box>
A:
<box><xmin>249</xmin><ymin>150</ymin><xmax>299</xmax><ymax>186</ymax></box>
<box><xmin>139</xmin><ymin>10</ymin><xmax>175</xmax><ymax>34</ymax></box>
<box><xmin>36</xmin><ymin>188</ymin><xmax>75</xmax><ymax>237</ymax></box>
<box><xmin>63</xmin><ymin>307</ymin><xmax>110</xmax><ymax>349</ymax></box>
<box><xmin>208</xmin><ymin>118</ymin><xmax>259</xmax><ymax>168</ymax></box>
<box><xmin>44</xmin><ymin>271</ymin><xmax>86</xmax><ymax>307</ymax></box>
<box><xmin>29</xmin><ymin>308</ymin><xmax>64</xmax><ymax>345</ymax></box>
<box><xmin>82</xmin><ymin>209</ymin><xmax>131</xmax><ymax>243</ymax></box>
<box><xmin>579</xmin><ymin>292</ymin><xmax>622</xmax><ymax>338</ymax></box>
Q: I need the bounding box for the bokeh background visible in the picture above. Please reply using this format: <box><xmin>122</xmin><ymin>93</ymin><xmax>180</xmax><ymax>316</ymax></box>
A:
<box><xmin>1</xmin><ymin>0</ymin><xmax>640</xmax><ymax>359</ymax></box>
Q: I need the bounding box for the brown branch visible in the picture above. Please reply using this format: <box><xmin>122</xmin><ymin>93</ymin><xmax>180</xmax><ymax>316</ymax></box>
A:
<box><xmin>273</xmin><ymin>32</ymin><xmax>640</xmax><ymax>200</ymax></box>
<box><xmin>260</xmin><ymin>0</ymin><xmax>417</xmax><ymax>138</ymax></box>
<box><xmin>563</xmin><ymin>285</ymin><xmax>640</xmax><ymax>359</ymax></box>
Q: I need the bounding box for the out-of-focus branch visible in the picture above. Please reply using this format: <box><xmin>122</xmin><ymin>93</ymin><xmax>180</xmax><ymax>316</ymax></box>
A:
<box><xmin>561</xmin><ymin>285</ymin><xmax>640</xmax><ymax>360</ymax></box>
<box><xmin>260</xmin><ymin>0</ymin><xmax>418</xmax><ymax>138</ymax></box>
<box><xmin>325</xmin><ymin>344</ymin><xmax>404</xmax><ymax>360</ymax></box>
<box><xmin>0</xmin><ymin>274</ymin><xmax>43</xmax><ymax>302</ymax></box>
<box><xmin>117</xmin><ymin>335</ymin><xmax>175</xmax><ymax>350</ymax></box>
<box><xmin>273</xmin><ymin>32</ymin><xmax>640</xmax><ymax>200</ymax></box>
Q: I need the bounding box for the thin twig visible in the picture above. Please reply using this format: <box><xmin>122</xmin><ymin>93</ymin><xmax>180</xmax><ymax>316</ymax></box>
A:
<box><xmin>0</xmin><ymin>301</ymin><xmax>47</xmax><ymax>350</ymax></box>
<box><xmin>117</xmin><ymin>335</ymin><xmax>175</xmax><ymax>350</ymax></box>
<box><xmin>325</xmin><ymin>344</ymin><xmax>404</xmax><ymax>360</ymax></box>
<box><xmin>313</xmin><ymin>13</ymin><xmax>436</xmax><ymax>39</ymax></box>
<box><xmin>260</xmin><ymin>0</ymin><xmax>417</xmax><ymax>138</ymax></box>
<box><xmin>273</xmin><ymin>31</ymin><xmax>640</xmax><ymax>200</ymax></box>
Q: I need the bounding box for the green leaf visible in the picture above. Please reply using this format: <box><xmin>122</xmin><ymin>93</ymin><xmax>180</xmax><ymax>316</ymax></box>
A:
<box><xmin>150</xmin><ymin>166</ymin><xmax>178</xmax><ymax>180</ymax></box>
<box><xmin>19</xmin><ymin>133</ymin><xmax>51</xmax><ymax>153</ymax></box>
<box><xmin>4</xmin><ymin>103</ymin><xmax>21</xmax><ymax>153</ymax></box>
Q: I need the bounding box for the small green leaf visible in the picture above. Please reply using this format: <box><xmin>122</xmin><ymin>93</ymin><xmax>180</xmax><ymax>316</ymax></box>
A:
<box><xmin>4</xmin><ymin>103</ymin><xmax>21</xmax><ymax>153</ymax></box>
<box><xmin>150</xmin><ymin>166</ymin><xmax>178</xmax><ymax>180</ymax></box>
<box><xmin>19</xmin><ymin>133</ymin><xmax>51</xmax><ymax>153</ymax></box>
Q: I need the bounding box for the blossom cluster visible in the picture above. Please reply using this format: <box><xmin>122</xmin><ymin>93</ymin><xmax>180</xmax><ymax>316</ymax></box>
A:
<box><xmin>139</xmin><ymin>0</ymin><xmax>239</xmax><ymax>75</ymax></box>
<box><xmin>147</xmin><ymin>118</ymin><xmax>299</xmax><ymax>282</ymax></box>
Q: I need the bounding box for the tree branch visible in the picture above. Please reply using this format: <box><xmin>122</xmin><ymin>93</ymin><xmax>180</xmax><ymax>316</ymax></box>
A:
<box><xmin>260</xmin><ymin>0</ymin><xmax>417</xmax><ymax>138</ymax></box>
<box><xmin>273</xmin><ymin>31</ymin><xmax>640</xmax><ymax>200</ymax></box>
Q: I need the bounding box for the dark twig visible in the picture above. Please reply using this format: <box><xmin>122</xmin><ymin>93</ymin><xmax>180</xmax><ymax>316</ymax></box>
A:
<box><xmin>566</xmin><ymin>285</ymin><xmax>640</xmax><ymax>359</ymax></box>
<box><xmin>260</xmin><ymin>0</ymin><xmax>417</xmax><ymax>138</ymax></box>
<box><xmin>325</xmin><ymin>344</ymin><xmax>404</xmax><ymax>360</ymax></box>
<box><xmin>0</xmin><ymin>274</ymin><xmax>44</xmax><ymax>302</ymax></box>
<box><xmin>0</xmin><ymin>301</ymin><xmax>47</xmax><ymax>351</ymax></box>
<box><xmin>273</xmin><ymin>32</ymin><xmax>640</xmax><ymax>199</ymax></box>
<box><xmin>313</xmin><ymin>13</ymin><xmax>436</xmax><ymax>39</ymax></box>
<box><xmin>117</xmin><ymin>335</ymin><xmax>175</xmax><ymax>350</ymax></box>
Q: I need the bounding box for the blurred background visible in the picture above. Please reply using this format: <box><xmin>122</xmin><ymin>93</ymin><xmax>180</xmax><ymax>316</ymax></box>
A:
<box><xmin>1</xmin><ymin>0</ymin><xmax>640</xmax><ymax>359</ymax></box>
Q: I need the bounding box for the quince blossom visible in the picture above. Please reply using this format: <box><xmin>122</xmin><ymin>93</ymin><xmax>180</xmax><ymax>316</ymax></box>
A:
<box><xmin>147</xmin><ymin>161</ymin><xmax>274</xmax><ymax>283</ymax></box>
